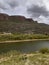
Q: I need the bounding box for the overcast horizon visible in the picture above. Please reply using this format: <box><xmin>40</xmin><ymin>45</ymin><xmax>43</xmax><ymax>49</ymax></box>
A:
<box><xmin>0</xmin><ymin>0</ymin><xmax>49</xmax><ymax>24</ymax></box>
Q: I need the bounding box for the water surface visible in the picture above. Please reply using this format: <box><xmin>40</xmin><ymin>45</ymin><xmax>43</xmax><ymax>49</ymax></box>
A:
<box><xmin>0</xmin><ymin>40</ymin><xmax>49</xmax><ymax>53</ymax></box>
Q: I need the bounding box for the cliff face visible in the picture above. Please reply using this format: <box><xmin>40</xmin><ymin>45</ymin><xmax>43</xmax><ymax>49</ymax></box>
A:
<box><xmin>0</xmin><ymin>13</ymin><xmax>49</xmax><ymax>34</ymax></box>
<box><xmin>0</xmin><ymin>13</ymin><xmax>9</xmax><ymax>20</ymax></box>
<box><xmin>0</xmin><ymin>13</ymin><xmax>35</xmax><ymax>22</ymax></box>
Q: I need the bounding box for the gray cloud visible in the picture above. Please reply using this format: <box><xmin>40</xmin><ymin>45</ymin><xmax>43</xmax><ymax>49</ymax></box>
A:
<box><xmin>27</xmin><ymin>5</ymin><xmax>49</xmax><ymax>18</ymax></box>
<box><xmin>0</xmin><ymin>2</ymin><xmax>7</xmax><ymax>10</ymax></box>
<box><xmin>0</xmin><ymin>0</ymin><xmax>49</xmax><ymax>24</ymax></box>
<box><xmin>5</xmin><ymin>0</ymin><xmax>19</xmax><ymax>8</ymax></box>
<box><xmin>0</xmin><ymin>0</ymin><xmax>19</xmax><ymax>13</ymax></box>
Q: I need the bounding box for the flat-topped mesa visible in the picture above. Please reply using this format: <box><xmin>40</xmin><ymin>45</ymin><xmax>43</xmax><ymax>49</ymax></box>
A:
<box><xmin>9</xmin><ymin>16</ymin><xmax>26</xmax><ymax>21</ymax></box>
<box><xmin>0</xmin><ymin>13</ymin><xmax>9</xmax><ymax>21</ymax></box>
<box><xmin>0</xmin><ymin>13</ymin><xmax>36</xmax><ymax>23</ymax></box>
<box><xmin>0</xmin><ymin>13</ymin><xmax>49</xmax><ymax>34</ymax></box>
<box><xmin>9</xmin><ymin>16</ymin><xmax>35</xmax><ymax>23</ymax></box>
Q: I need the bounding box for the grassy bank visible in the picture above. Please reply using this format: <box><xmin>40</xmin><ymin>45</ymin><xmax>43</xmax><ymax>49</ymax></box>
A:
<box><xmin>0</xmin><ymin>33</ymin><xmax>49</xmax><ymax>42</ymax></box>
<box><xmin>0</xmin><ymin>50</ymin><xmax>49</xmax><ymax>65</ymax></box>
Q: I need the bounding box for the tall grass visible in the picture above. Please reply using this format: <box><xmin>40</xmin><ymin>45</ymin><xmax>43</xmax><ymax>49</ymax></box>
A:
<box><xmin>0</xmin><ymin>33</ymin><xmax>49</xmax><ymax>41</ymax></box>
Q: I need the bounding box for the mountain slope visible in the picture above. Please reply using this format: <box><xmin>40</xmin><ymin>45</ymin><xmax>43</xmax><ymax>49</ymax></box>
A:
<box><xmin>0</xmin><ymin>13</ymin><xmax>49</xmax><ymax>34</ymax></box>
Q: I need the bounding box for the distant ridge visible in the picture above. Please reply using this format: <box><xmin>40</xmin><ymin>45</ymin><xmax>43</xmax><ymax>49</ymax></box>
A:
<box><xmin>0</xmin><ymin>13</ymin><xmax>49</xmax><ymax>34</ymax></box>
<box><xmin>0</xmin><ymin>13</ymin><xmax>34</xmax><ymax>22</ymax></box>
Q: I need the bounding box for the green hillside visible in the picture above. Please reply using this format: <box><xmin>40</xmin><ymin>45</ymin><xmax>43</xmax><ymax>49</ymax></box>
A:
<box><xmin>0</xmin><ymin>13</ymin><xmax>49</xmax><ymax>34</ymax></box>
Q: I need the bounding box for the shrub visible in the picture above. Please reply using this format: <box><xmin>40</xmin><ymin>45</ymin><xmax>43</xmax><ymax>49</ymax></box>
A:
<box><xmin>39</xmin><ymin>48</ymin><xmax>49</xmax><ymax>54</ymax></box>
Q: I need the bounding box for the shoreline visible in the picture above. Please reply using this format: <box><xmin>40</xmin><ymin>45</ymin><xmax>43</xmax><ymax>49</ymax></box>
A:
<box><xmin>0</xmin><ymin>39</ymin><xmax>49</xmax><ymax>43</ymax></box>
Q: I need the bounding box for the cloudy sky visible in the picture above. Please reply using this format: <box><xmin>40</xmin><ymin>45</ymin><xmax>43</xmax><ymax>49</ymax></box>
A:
<box><xmin>0</xmin><ymin>0</ymin><xmax>49</xmax><ymax>24</ymax></box>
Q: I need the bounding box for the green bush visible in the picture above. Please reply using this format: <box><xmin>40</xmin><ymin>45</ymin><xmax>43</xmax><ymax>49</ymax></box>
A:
<box><xmin>39</xmin><ymin>48</ymin><xmax>49</xmax><ymax>54</ymax></box>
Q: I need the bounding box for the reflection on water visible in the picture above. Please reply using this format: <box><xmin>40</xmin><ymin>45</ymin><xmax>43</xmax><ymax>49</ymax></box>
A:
<box><xmin>0</xmin><ymin>40</ymin><xmax>49</xmax><ymax>53</ymax></box>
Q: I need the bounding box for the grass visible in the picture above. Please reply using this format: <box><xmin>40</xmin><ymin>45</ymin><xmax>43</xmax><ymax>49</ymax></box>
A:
<box><xmin>0</xmin><ymin>33</ymin><xmax>49</xmax><ymax>41</ymax></box>
<box><xmin>0</xmin><ymin>50</ymin><xmax>49</xmax><ymax>65</ymax></box>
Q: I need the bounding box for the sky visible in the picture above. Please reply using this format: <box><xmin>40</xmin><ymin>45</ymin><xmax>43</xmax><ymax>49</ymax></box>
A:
<box><xmin>0</xmin><ymin>0</ymin><xmax>49</xmax><ymax>24</ymax></box>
